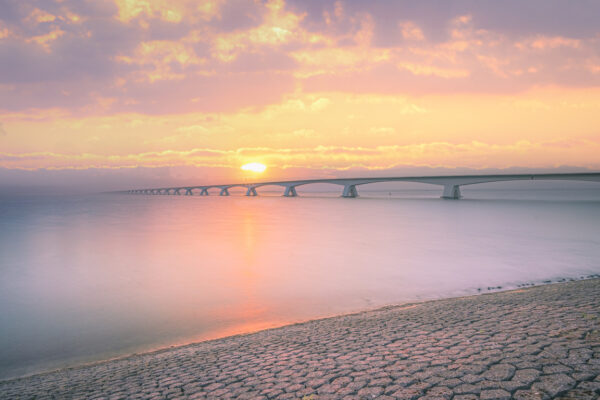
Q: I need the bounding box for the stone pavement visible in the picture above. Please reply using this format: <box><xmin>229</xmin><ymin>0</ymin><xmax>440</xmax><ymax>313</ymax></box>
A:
<box><xmin>1</xmin><ymin>279</ymin><xmax>600</xmax><ymax>400</ymax></box>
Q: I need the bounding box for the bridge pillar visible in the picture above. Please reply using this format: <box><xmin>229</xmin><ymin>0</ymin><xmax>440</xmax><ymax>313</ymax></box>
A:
<box><xmin>185</xmin><ymin>188</ymin><xmax>193</xmax><ymax>196</ymax></box>
<box><xmin>441</xmin><ymin>184</ymin><xmax>461</xmax><ymax>199</ymax></box>
<box><xmin>342</xmin><ymin>184</ymin><xmax>358</xmax><ymax>198</ymax></box>
<box><xmin>173</xmin><ymin>189</ymin><xmax>180</xmax><ymax>195</ymax></box>
<box><xmin>220</xmin><ymin>188</ymin><xmax>230</xmax><ymax>196</ymax></box>
<box><xmin>283</xmin><ymin>186</ymin><xmax>298</xmax><ymax>197</ymax></box>
<box><xmin>201</xmin><ymin>188</ymin><xmax>209</xmax><ymax>196</ymax></box>
<box><xmin>246</xmin><ymin>187</ymin><xmax>258</xmax><ymax>196</ymax></box>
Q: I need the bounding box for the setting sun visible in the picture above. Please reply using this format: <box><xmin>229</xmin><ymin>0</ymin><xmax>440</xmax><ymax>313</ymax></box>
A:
<box><xmin>241</xmin><ymin>162</ymin><xmax>267</xmax><ymax>173</ymax></box>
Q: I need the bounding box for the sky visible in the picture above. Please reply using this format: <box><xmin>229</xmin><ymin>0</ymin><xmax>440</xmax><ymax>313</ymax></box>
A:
<box><xmin>1</xmin><ymin>0</ymin><xmax>600</xmax><ymax>191</ymax></box>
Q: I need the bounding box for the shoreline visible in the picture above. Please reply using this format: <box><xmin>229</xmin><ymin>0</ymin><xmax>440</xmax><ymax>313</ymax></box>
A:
<box><xmin>2</xmin><ymin>277</ymin><xmax>600</xmax><ymax>399</ymax></box>
<box><xmin>1</xmin><ymin>274</ymin><xmax>599</xmax><ymax>384</ymax></box>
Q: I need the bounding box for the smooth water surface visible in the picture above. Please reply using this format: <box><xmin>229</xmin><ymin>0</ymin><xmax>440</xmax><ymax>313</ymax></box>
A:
<box><xmin>1</xmin><ymin>185</ymin><xmax>599</xmax><ymax>379</ymax></box>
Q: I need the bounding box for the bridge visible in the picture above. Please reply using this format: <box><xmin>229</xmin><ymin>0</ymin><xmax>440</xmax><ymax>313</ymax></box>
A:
<box><xmin>123</xmin><ymin>172</ymin><xmax>600</xmax><ymax>199</ymax></box>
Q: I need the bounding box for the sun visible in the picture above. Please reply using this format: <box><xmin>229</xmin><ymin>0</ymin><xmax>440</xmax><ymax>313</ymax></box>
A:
<box><xmin>241</xmin><ymin>162</ymin><xmax>267</xmax><ymax>173</ymax></box>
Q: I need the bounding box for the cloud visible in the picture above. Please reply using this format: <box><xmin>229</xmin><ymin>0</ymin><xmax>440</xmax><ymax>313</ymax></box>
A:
<box><xmin>516</xmin><ymin>35</ymin><xmax>581</xmax><ymax>50</ymax></box>
<box><xmin>3</xmin><ymin>138</ymin><xmax>600</xmax><ymax>171</ymax></box>
<box><xmin>116</xmin><ymin>39</ymin><xmax>207</xmax><ymax>82</ymax></box>
<box><xmin>210</xmin><ymin>0</ymin><xmax>307</xmax><ymax>62</ymax></box>
<box><xmin>113</xmin><ymin>0</ymin><xmax>185</xmax><ymax>23</ymax></box>
<box><xmin>397</xmin><ymin>62</ymin><xmax>469</xmax><ymax>79</ymax></box>
<box><xmin>2</xmin><ymin>0</ymin><xmax>600</xmax><ymax>115</ymax></box>
<box><xmin>399</xmin><ymin>21</ymin><xmax>425</xmax><ymax>41</ymax></box>
<box><xmin>309</xmin><ymin>97</ymin><xmax>331</xmax><ymax>111</ymax></box>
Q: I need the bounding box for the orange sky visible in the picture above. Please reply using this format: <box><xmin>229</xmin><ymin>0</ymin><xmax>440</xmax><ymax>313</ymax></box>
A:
<box><xmin>1</xmin><ymin>0</ymin><xmax>599</xmax><ymax>188</ymax></box>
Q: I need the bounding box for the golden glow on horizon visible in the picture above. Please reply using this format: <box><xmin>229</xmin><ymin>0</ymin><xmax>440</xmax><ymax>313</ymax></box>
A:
<box><xmin>241</xmin><ymin>163</ymin><xmax>267</xmax><ymax>173</ymax></box>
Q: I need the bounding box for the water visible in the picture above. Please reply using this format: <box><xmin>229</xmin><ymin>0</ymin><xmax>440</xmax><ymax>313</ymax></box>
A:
<box><xmin>1</xmin><ymin>185</ymin><xmax>599</xmax><ymax>379</ymax></box>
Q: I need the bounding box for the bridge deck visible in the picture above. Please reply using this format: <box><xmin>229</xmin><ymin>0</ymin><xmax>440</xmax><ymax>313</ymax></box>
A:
<box><xmin>124</xmin><ymin>172</ymin><xmax>600</xmax><ymax>199</ymax></box>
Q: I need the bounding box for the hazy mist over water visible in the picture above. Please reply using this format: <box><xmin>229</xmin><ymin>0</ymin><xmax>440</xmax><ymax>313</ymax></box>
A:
<box><xmin>1</xmin><ymin>184</ymin><xmax>599</xmax><ymax>379</ymax></box>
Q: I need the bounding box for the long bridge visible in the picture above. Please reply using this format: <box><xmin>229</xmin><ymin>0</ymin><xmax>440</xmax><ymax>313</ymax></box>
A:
<box><xmin>123</xmin><ymin>172</ymin><xmax>600</xmax><ymax>199</ymax></box>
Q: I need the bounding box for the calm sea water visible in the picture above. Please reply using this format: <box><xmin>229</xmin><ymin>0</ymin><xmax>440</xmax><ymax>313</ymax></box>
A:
<box><xmin>1</xmin><ymin>183</ymin><xmax>599</xmax><ymax>379</ymax></box>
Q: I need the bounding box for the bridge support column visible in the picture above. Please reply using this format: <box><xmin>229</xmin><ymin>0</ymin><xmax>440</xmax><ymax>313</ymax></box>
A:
<box><xmin>441</xmin><ymin>184</ymin><xmax>461</xmax><ymax>199</ymax></box>
<box><xmin>342</xmin><ymin>184</ymin><xmax>358</xmax><ymax>198</ymax></box>
<box><xmin>283</xmin><ymin>186</ymin><xmax>297</xmax><ymax>197</ymax></box>
<box><xmin>173</xmin><ymin>189</ymin><xmax>180</xmax><ymax>195</ymax></box>
<box><xmin>201</xmin><ymin>188</ymin><xmax>209</xmax><ymax>196</ymax></box>
<box><xmin>220</xmin><ymin>188</ymin><xmax>230</xmax><ymax>196</ymax></box>
<box><xmin>185</xmin><ymin>189</ymin><xmax>193</xmax><ymax>195</ymax></box>
<box><xmin>246</xmin><ymin>187</ymin><xmax>258</xmax><ymax>196</ymax></box>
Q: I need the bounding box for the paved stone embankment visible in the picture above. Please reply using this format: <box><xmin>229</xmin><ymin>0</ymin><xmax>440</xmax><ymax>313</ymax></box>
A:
<box><xmin>2</xmin><ymin>279</ymin><xmax>600</xmax><ymax>400</ymax></box>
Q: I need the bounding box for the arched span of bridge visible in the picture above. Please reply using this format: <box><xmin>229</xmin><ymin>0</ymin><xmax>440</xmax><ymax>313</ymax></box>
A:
<box><xmin>124</xmin><ymin>173</ymin><xmax>600</xmax><ymax>199</ymax></box>
<box><xmin>248</xmin><ymin>182</ymin><xmax>343</xmax><ymax>197</ymax></box>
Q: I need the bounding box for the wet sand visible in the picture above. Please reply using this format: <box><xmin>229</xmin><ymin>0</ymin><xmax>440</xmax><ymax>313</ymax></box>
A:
<box><xmin>1</xmin><ymin>279</ymin><xmax>599</xmax><ymax>399</ymax></box>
